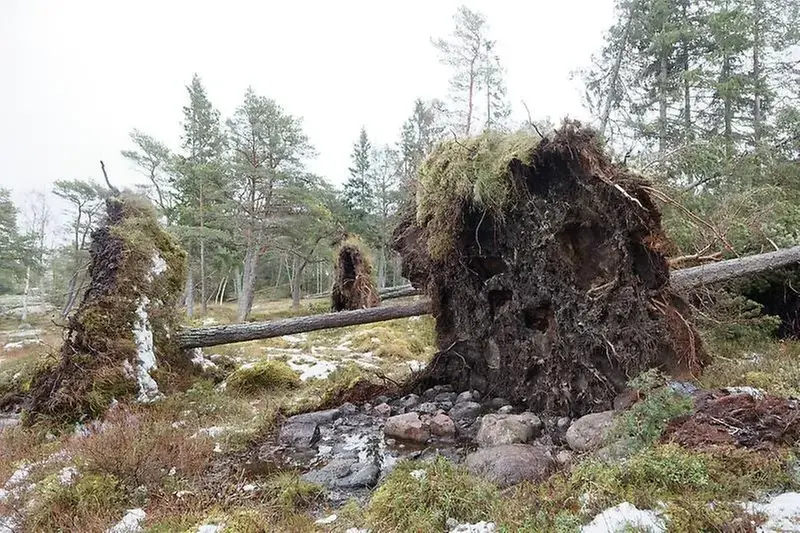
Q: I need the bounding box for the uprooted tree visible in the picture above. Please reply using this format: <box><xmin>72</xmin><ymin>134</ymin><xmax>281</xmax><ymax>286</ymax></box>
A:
<box><xmin>25</xmin><ymin>194</ymin><xmax>190</xmax><ymax>423</ymax></box>
<box><xmin>331</xmin><ymin>236</ymin><xmax>381</xmax><ymax>312</ymax></box>
<box><xmin>394</xmin><ymin>122</ymin><xmax>709</xmax><ymax>417</ymax></box>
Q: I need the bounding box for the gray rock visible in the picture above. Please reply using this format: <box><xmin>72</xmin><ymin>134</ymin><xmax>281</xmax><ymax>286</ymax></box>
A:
<box><xmin>340</xmin><ymin>402</ymin><xmax>357</xmax><ymax>415</ymax></box>
<box><xmin>415</xmin><ymin>402</ymin><xmax>439</xmax><ymax>415</ymax></box>
<box><xmin>401</xmin><ymin>394</ymin><xmax>421</xmax><ymax>409</ymax></box>
<box><xmin>374</xmin><ymin>403</ymin><xmax>392</xmax><ymax>417</ymax></box>
<box><xmin>485</xmin><ymin>397</ymin><xmax>510</xmax><ymax>410</ymax></box>
<box><xmin>429</xmin><ymin>413</ymin><xmax>457</xmax><ymax>438</ymax></box>
<box><xmin>476</xmin><ymin>413</ymin><xmax>542</xmax><ymax>446</ymax></box>
<box><xmin>434</xmin><ymin>384</ymin><xmax>454</xmax><ymax>394</ymax></box>
<box><xmin>361</xmin><ymin>403</ymin><xmax>373</xmax><ymax>413</ymax></box>
<box><xmin>565</xmin><ymin>411</ymin><xmax>615</xmax><ymax>452</ymax></box>
<box><xmin>286</xmin><ymin>408</ymin><xmax>341</xmax><ymax>426</ymax></box>
<box><xmin>497</xmin><ymin>405</ymin><xmax>514</xmax><ymax>414</ymax></box>
<box><xmin>278</xmin><ymin>421</ymin><xmax>320</xmax><ymax>448</ymax></box>
<box><xmin>374</xmin><ymin>395</ymin><xmax>391</xmax><ymax>405</ymax></box>
<box><xmin>595</xmin><ymin>437</ymin><xmax>635</xmax><ymax>462</ymax></box>
<box><xmin>435</xmin><ymin>392</ymin><xmax>458</xmax><ymax>404</ymax></box>
<box><xmin>556</xmin><ymin>417</ymin><xmax>571</xmax><ymax>429</ymax></box>
<box><xmin>465</xmin><ymin>444</ymin><xmax>554</xmax><ymax>488</ymax></box>
<box><xmin>448</xmin><ymin>401</ymin><xmax>482</xmax><ymax>423</ymax></box>
<box><xmin>439</xmin><ymin>401</ymin><xmax>454</xmax><ymax>412</ymax></box>
<box><xmin>456</xmin><ymin>391</ymin><xmax>474</xmax><ymax>404</ymax></box>
<box><xmin>422</xmin><ymin>388</ymin><xmax>437</xmax><ymax>401</ymax></box>
<box><xmin>384</xmin><ymin>412</ymin><xmax>430</xmax><ymax>443</ymax></box>
<box><xmin>0</xmin><ymin>416</ymin><xmax>20</xmax><ymax>431</ymax></box>
<box><xmin>343</xmin><ymin>463</ymin><xmax>380</xmax><ymax>488</ymax></box>
<box><xmin>555</xmin><ymin>449</ymin><xmax>574</xmax><ymax>465</ymax></box>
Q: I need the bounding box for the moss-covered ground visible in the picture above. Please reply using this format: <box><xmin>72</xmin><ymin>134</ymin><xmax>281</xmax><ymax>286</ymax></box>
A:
<box><xmin>2</xmin><ymin>294</ymin><xmax>800</xmax><ymax>532</ymax></box>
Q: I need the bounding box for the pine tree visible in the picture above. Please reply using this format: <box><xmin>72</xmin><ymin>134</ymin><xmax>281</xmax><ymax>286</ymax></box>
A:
<box><xmin>343</xmin><ymin>127</ymin><xmax>374</xmax><ymax>217</ymax></box>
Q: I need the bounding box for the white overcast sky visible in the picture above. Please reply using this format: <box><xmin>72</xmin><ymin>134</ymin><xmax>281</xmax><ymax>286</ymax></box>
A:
<box><xmin>0</xmin><ymin>0</ymin><xmax>614</xmax><ymax>219</ymax></box>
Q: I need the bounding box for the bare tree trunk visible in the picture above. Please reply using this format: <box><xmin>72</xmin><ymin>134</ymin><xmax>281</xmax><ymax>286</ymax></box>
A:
<box><xmin>600</xmin><ymin>0</ymin><xmax>637</xmax><ymax>137</ymax></box>
<box><xmin>752</xmin><ymin>0</ymin><xmax>763</xmax><ymax>153</ymax></box>
<box><xmin>185</xmin><ymin>263</ymin><xmax>194</xmax><ymax>318</ymax></box>
<box><xmin>62</xmin><ymin>271</ymin><xmax>80</xmax><ymax>318</ymax></box>
<box><xmin>200</xmin><ymin>238</ymin><xmax>207</xmax><ymax>315</ymax></box>
<box><xmin>681</xmin><ymin>1</ymin><xmax>692</xmax><ymax>141</ymax></box>
<box><xmin>723</xmin><ymin>54</ymin><xmax>734</xmax><ymax>160</ymax></box>
<box><xmin>466</xmin><ymin>59</ymin><xmax>476</xmax><ymax>136</ymax></box>
<box><xmin>377</xmin><ymin>246</ymin><xmax>387</xmax><ymax>289</ymax></box>
<box><xmin>233</xmin><ymin>266</ymin><xmax>242</xmax><ymax>302</ymax></box>
<box><xmin>238</xmin><ymin>246</ymin><xmax>258</xmax><ymax>322</ymax></box>
<box><xmin>658</xmin><ymin>52</ymin><xmax>668</xmax><ymax>154</ymax></box>
<box><xmin>291</xmin><ymin>257</ymin><xmax>307</xmax><ymax>311</ymax></box>
<box><xmin>22</xmin><ymin>266</ymin><xmax>30</xmax><ymax>322</ymax></box>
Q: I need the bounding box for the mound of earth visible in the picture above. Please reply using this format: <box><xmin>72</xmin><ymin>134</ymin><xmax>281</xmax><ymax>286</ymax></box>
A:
<box><xmin>394</xmin><ymin>121</ymin><xmax>707</xmax><ymax>417</ymax></box>
<box><xmin>331</xmin><ymin>236</ymin><xmax>380</xmax><ymax>312</ymax></box>
<box><xmin>663</xmin><ymin>391</ymin><xmax>800</xmax><ymax>449</ymax></box>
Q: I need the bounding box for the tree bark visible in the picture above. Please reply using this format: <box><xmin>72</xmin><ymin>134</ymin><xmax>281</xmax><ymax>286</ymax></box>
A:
<box><xmin>682</xmin><ymin>1</ymin><xmax>692</xmax><ymax>140</ymax></box>
<box><xmin>291</xmin><ymin>256</ymin><xmax>306</xmax><ymax>310</ymax></box>
<box><xmin>237</xmin><ymin>246</ymin><xmax>258</xmax><ymax>322</ymax></box>
<box><xmin>752</xmin><ymin>0</ymin><xmax>763</xmax><ymax>153</ymax></box>
<box><xmin>200</xmin><ymin>236</ymin><xmax>207</xmax><ymax>315</ymax></box>
<box><xmin>22</xmin><ymin>266</ymin><xmax>30</xmax><ymax>322</ymax></box>
<box><xmin>671</xmin><ymin>245</ymin><xmax>800</xmax><ymax>288</ymax></box>
<box><xmin>722</xmin><ymin>53</ymin><xmax>734</xmax><ymax>159</ymax></box>
<box><xmin>177</xmin><ymin>300</ymin><xmax>431</xmax><ymax>349</ymax></box>
<box><xmin>185</xmin><ymin>262</ymin><xmax>194</xmax><ymax>318</ymax></box>
<box><xmin>377</xmin><ymin>246</ymin><xmax>387</xmax><ymax>289</ymax></box>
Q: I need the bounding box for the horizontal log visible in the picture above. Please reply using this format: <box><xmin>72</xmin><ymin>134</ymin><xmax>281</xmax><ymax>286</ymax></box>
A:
<box><xmin>380</xmin><ymin>287</ymin><xmax>421</xmax><ymax>300</ymax></box>
<box><xmin>177</xmin><ymin>245</ymin><xmax>800</xmax><ymax>349</ymax></box>
<box><xmin>177</xmin><ymin>299</ymin><xmax>431</xmax><ymax>349</ymax></box>
<box><xmin>672</xmin><ymin>245</ymin><xmax>800</xmax><ymax>289</ymax></box>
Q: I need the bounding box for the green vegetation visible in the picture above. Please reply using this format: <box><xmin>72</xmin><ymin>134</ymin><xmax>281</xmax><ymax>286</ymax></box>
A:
<box><xmin>366</xmin><ymin>458</ymin><xmax>499</xmax><ymax>532</ymax></box>
<box><xmin>225</xmin><ymin>361</ymin><xmax>301</xmax><ymax>395</ymax></box>
<box><xmin>416</xmin><ymin>131</ymin><xmax>538</xmax><ymax>260</ymax></box>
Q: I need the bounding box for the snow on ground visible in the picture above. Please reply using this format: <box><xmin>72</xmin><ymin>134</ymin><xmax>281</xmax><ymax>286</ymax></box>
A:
<box><xmin>745</xmin><ymin>492</ymin><xmax>800</xmax><ymax>532</ymax></box>
<box><xmin>287</xmin><ymin>355</ymin><xmax>338</xmax><ymax>381</ymax></box>
<box><xmin>2</xmin><ymin>339</ymin><xmax>42</xmax><ymax>352</ymax></box>
<box><xmin>581</xmin><ymin>502</ymin><xmax>666</xmax><ymax>533</ymax></box>
<box><xmin>0</xmin><ymin>516</ymin><xmax>17</xmax><ymax>533</ymax></box>
<box><xmin>196</xmin><ymin>525</ymin><xmax>224</xmax><ymax>533</ymax></box>
<box><xmin>107</xmin><ymin>508</ymin><xmax>146</xmax><ymax>533</ymax></box>
<box><xmin>449</xmin><ymin>521</ymin><xmax>497</xmax><ymax>533</ymax></box>
<box><xmin>190</xmin><ymin>349</ymin><xmax>218</xmax><ymax>371</ymax></box>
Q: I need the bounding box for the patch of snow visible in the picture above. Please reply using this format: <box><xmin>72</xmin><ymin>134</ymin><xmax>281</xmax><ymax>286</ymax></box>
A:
<box><xmin>581</xmin><ymin>502</ymin><xmax>666</xmax><ymax>533</ymax></box>
<box><xmin>190</xmin><ymin>349</ymin><xmax>218</xmax><ymax>371</ymax></box>
<box><xmin>6</xmin><ymin>329</ymin><xmax>43</xmax><ymax>339</ymax></box>
<box><xmin>745</xmin><ymin>492</ymin><xmax>800</xmax><ymax>532</ymax></box>
<box><xmin>410</xmin><ymin>469</ymin><xmax>427</xmax><ymax>481</ymax></box>
<box><xmin>175</xmin><ymin>490</ymin><xmax>194</xmax><ymax>498</ymax></box>
<box><xmin>406</xmin><ymin>360</ymin><xmax>426</xmax><ymax>372</ymax></box>
<box><xmin>197</xmin><ymin>525</ymin><xmax>223</xmax><ymax>533</ymax></box>
<box><xmin>0</xmin><ymin>516</ymin><xmax>17</xmax><ymax>533</ymax></box>
<box><xmin>106</xmin><ymin>508</ymin><xmax>146</xmax><ymax>533</ymax></box>
<box><xmin>5</xmin><ymin>464</ymin><xmax>31</xmax><ymax>487</ymax></box>
<box><xmin>3</xmin><ymin>339</ymin><xmax>42</xmax><ymax>351</ymax></box>
<box><xmin>151</xmin><ymin>254</ymin><xmax>167</xmax><ymax>276</ymax></box>
<box><xmin>282</xmin><ymin>334</ymin><xmax>307</xmax><ymax>344</ymax></box>
<box><xmin>131</xmin><ymin>296</ymin><xmax>161</xmax><ymax>402</ymax></box>
<box><xmin>370</xmin><ymin>337</ymin><xmax>381</xmax><ymax>344</ymax></box>
<box><xmin>213</xmin><ymin>443</ymin><xmax>222</xmax><ymax>453</ymax></box>
<box><xmin>345</xmin><ymin>529</ymin><xmax>371</xmax><ymax>533</ymax></box>
<box><xmin>242</xmin><ymin>484</ymin><xmax>257</xmax><ymax>492</ymax></box>
<box><xmin>315</xmin><ymin>514</ymin><xmax>338</xmax><ymax>525</ymax></box>
<box><xmin>59</xmin><ymin>466</ymin><xmax>79</xmax><ymax>486</ymax></box>
<box><xmin>193</xmin><ymin>426</ymin><xmax>232</xmax><ymax>438</ymax></box>
<box><xmin>287</xmin><ymin>357</ymin><xmax>338</xmax><ymax>381</ymax></box>
<box><xmin>167</xmin><ymin>467</ymin><xmax>176</xmax><ymax>476</ymax></box>
<box><xmin>201</xmin><ymin>317</ymin><xmax>217</xmax><ymax>326</ymax></box>
<box><xmin>449</xmin><ymin>522</ymin><xmax>496</xmax><ymax>533</ymax></box>
<box><xmin>724</xmin><ymin>386</ymin><xmax>766</xmax><ymax>399</ymax></box>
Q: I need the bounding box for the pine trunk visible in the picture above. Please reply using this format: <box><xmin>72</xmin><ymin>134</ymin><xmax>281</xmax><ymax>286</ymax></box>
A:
<box><xmin>659</xmin><ymin>52</ymin><xmax>668</xmax><ymax>154</ymax></box>
<box><xmin>185</xmin><ymin>262</ymin><xmax>194</xmax><ymax>318</ymax></box>
<box><xmin>600</xmin><ymin>0</ymin><xmax>637</xmax><ymax>137</ymax></box>
<box><xmin>238</xmin><ymin>246</ymin><xmax>258</xmax><ymax>322</ymax></box>
<box><xmin>200</xmin><ymin>236</ymin><xmax>207</xmax><ymax>315</ymax></box>
<box><xmin>723</xmin><ymin>54</ymin><xmax>734</xmax><ymax>159</ymax></box>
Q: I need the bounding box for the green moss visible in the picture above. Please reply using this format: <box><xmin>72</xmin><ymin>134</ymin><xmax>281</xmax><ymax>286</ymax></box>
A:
<box><xmin>366</xmin><ymin>458</ymin><xmax>499</xmax><ymax>533</ymax></box>
<box><xmin>226</xmin><ymin>361</ymin><xmax>300</xmax><ymax>395</ymax></box>
<box><xmin>264</xmin><ymin>471</ymin><xmax>325</xmax><ymax>511</ymax></box>
<box><xmin>86</xmin><ymin>365</ymin><xmax>139</xmax><ymax>417</ymax></box>
<box><xmin>416</xmin><ymin>131</ymin><xmax>538</xmax><ymax>259</ymax></box>
<box><xmin>609</xmin><ymin>386</ymin><xmax>694</xmax><ymax>452</ymax></box>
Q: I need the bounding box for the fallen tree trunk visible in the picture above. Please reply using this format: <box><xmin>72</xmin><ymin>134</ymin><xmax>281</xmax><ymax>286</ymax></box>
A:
<box><xmin>175</xmin><ymin>246</ymin><xmax>800</xmax><ymax>349</ymax></box>
<box><xmin>177</xmin><ymin>300</ymin><xmax>430</xmax><ymax>349</ymax></box>
<box><xmin>671</xmin><ymin>245</ymin><xmax>800</xmax><ymax>288</ymax></box>
<box><xmin>380</xmin><ymin>286</ymin><xmax>421</xmax><ymax>300</ymax></box>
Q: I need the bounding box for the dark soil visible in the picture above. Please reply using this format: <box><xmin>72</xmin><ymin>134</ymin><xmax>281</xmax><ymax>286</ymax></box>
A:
<box><xmin>331</xmin><ymin>239</ymin><xmax>380</xmax><ymax>312</ymax></box>
<box><xmin>663</xmin><ymin>391</ymin><xmax>800</xmax><ymax>449</ymax></box>
<box><xmin>395</xmin><ymin>122</ymin><xmax>707</xmax><ymax>417</ymax></box>
<box><xmin>737</xmin><ymin>268</ymin><xmax>800</xmax><ymax>338</ymax></box>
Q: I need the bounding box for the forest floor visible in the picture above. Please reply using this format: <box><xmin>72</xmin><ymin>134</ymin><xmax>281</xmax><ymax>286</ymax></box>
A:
<box><xmin>2</xmin><ymin>297</ymin><xmax>800</xmax><ymax>532</ymax></box>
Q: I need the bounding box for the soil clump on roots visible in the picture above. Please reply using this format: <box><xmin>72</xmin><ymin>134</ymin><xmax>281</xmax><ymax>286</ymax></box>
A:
<box><xmin>25</xmin><ymin>194</ymin><xmax>188</xmax><ymax>424</ymax></box>
<box><xmin>394</xmin><ymin>121</ymin><xmax>708</xmax><ymax>417</ymax></box>
<box><xmin>331</xmin><ymin>236</ymin><xmax>380</xmax><ymax>312</ymax></box>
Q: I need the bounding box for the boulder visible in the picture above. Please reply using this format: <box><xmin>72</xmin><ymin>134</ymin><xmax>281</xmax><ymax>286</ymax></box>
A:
<box><xmin>401</xmin><ymin>394</ymin><xmax>421</xmax><ymax>409</ymax></box>
<box><xmin>384</xmin><ymin>412</ymin><xmax>430</xmax><ymax>443</ymax></box>
<box><xmin>278</xmin><ymin>421</ymin><xmax>320</xmax><ymax>448</ymax></box>
<box><xmin>415</xmin><ymin>402</ymin><xmax>439</xmax><ymax>415</ymax></box>
<box><xmin>448</xmin><ymin>401</ymin><xmax>482</xmax><ymax>423</ymax></box>
<box><xmin>434</xmin><ymin>392</ymin><xmax>458</xmax><ymax>403</ymax></box>
<box><xmin>475</xmin><ymin>413</ymin><xmax>542</xmax><ymax>446</ymax></box>
<box><xmin>374</xmin><ymin>403</ymin><xmax>392</xmax><ymax>417</ymax></box>
<box><xmin>497</xmin><ymin>405</ymin><xmax>514</xmax><ymax>414</ymax></box>
<box><xmin>565</xmin><ymin>411</ymin><xmax>615</xmax><ymax>452</ymax></box>
<box><xmin>429</xmin><ymin>413</ymin><xmax>457</xmax><ymax>438</ymax></box>
<box><xmin>455</xmin><ymin>391</ymin><xmax>475</xmax><ymax>404</ymax></box>
<box><xmin>302</xmin><ymin>458</ymin><xmax>380</xmax><ymax>489</ymax></box>
<box><xmin>465</xmin><ymin>444</ymin><xmax>554</xmax><ymax>488</ymax></box>
<box><xmin>286</xmin><ymin>408</ymin><xmax>341</xmax><ymax>425</ymax></box>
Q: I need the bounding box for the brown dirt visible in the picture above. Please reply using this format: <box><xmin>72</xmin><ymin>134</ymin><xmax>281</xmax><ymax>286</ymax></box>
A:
<box><xmin>394</xmin><ymin>121</ymin><xmax>708</xmax><ymax>417</ymax></box>
<box><xmin>331</xmin><ymin>238</ymin><xmax>380</xmax><ymax>312</ymax></box>
<box><xmin>663</xmin><ymin>391</ymin><xmax>800</xmax><ymax>450</ymax></box>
